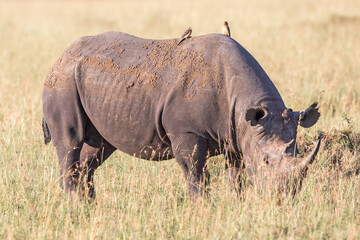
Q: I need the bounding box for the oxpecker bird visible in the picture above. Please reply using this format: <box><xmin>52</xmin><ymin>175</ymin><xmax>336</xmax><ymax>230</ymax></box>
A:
<box><xmin>222</xmin><ymin>21</ymin><xmax>230</xmax><ymax>37</ymax></box>
<box><xmin>177</xmin><ymin>27</ymin><xmax>192</xmax><ymax>45</ymax></box>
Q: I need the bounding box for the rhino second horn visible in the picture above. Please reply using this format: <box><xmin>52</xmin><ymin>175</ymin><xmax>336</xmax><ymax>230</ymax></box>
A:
<box><xmin>297</xmin><ymin>139</ymin><xmax>321</xmax><ymax>172</ymax></box>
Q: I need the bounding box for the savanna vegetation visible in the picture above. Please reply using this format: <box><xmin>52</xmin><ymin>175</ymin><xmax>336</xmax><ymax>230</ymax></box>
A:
<box><xmin>0</xmin><ymin>0</ymin><xmax>359</xmax><ymax>238</ymax></box>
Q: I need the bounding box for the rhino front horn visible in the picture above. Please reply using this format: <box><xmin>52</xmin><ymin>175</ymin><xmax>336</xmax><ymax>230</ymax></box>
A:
<box><xmin>296</xmin><ymin>138</ymin><xmax>321</xmax><ymax>172</ymax></box>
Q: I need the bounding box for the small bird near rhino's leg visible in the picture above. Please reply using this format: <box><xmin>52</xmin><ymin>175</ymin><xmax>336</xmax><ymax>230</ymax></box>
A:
<box><xmin>177</xmin><ymin>27</ymin><xmax>192</xmax><ymax>46</ymax></box>
<box><xmin>222</xmin><ymin>21</ymin><xmax>231</xmax><ymax>37</ymax></box>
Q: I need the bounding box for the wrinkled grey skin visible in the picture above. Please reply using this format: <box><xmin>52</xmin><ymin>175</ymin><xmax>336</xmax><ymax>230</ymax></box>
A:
<box><xmin>42</xmin><ymin>32</ymin><xmax>320</xmax><ymax>200</ymax></box>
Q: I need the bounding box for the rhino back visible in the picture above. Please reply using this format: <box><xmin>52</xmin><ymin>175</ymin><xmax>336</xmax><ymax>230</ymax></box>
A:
<box><xmin>68</xmin><ymin>32</ymin><xmax>230</xmax><ymax>155</ymax></box>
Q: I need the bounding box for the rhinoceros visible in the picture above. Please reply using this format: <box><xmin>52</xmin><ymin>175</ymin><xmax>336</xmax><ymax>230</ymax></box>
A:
<box><xmin>42</xmin><ymin>31</ymin><xmax>320</xmax><ymax>200</ymax></box>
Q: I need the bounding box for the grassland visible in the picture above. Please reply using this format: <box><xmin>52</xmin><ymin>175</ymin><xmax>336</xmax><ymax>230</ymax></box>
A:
<box><xmin>0</xmin><ymin>0</ymin><xmax>359</xmax><ymax>239</ymax></box>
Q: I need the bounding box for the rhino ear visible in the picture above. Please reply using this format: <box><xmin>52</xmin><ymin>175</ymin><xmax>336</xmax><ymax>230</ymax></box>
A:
<box><xmin>246</xmin><ymin>106</ymin><xmax>268</xmax><ymax>126</ymax></box>
<box><xmin>299</xmin><ymin>102</ymin><xmax>320</xmax><ymax>128</ymax></box>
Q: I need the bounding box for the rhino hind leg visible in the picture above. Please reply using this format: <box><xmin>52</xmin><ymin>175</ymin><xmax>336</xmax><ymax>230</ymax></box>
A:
<box><xmin>80</xmin><ymin>122</ymin><xmax>116</xmax><ymax>199</ymax></box>
<box><xmin>79</xmin><ymin>139</ymin><xmax>116</xmax><ymax>200</ymax></box>
<box><xmin>171</xmin><ymin>133</ymin><xmax>210</xmax><ymax>200</ymax></box>
<box><xmin>45</xmin><ymin>116</ymin><xmax>86</xmax><ymax>200</ymax></box>
<box><xmin>43</xmin><ymin>87</ymin><xmax>87</xmax><ymax>201</ymax></box>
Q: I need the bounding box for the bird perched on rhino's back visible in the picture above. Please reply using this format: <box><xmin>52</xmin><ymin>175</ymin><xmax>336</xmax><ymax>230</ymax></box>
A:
<box><xmin>222</xmin><ymin>21</ymin><xmax>230</xmax><ymax>37</ymax></box>
<box><xmin>177</xmin><ymin>27</ymin><xmax>192</xmax><ymax>45</ymax></box>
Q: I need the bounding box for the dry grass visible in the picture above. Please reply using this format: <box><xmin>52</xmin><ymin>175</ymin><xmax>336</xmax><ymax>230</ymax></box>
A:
<box><xmin>0</xmin><ymin>0</ymin><xmax>359</xmax><ymax>239</ymax></box>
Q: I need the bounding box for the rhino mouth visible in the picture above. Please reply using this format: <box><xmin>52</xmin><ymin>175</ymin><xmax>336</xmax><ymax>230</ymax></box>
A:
<box><xmin>281</xmin><ymin>138</ymin><xmax>321</xmax><ymax>194</ymax></box>
<box><xmin>247</xmin><ymin>138</ymin><xmax>321</xmax><ymax>193</ymax></box>
<box><xmin>289</xmin><ymin>138</ymin><xmax>321</xmax><ymax>174</ymax></box>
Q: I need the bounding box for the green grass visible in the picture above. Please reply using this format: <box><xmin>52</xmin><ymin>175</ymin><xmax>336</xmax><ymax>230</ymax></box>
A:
<box><xmin>0</xmin><ymin>0</ymin><xmax>360</xmax><ymax>239</ymax></box>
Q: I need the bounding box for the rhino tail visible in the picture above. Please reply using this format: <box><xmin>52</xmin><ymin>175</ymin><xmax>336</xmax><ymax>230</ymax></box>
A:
<box><xmin>42</xmin><ymin>118</ymin><xmax>51</xmax><ymax>145</ymax></box>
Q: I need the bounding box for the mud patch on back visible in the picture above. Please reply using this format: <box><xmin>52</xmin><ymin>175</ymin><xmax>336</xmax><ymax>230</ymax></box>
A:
<box><xmin>80</xmin><ymin>39</ymin><xmax>176</xmax><ymax>90</ymax></box>
<box><xmin>45</xmin><ymin>35</ymin><xmax>225</xmax><ymax>97</ymax></box>
<box><xmin>174</xmin><ymin>48</ymin><xmax>223</xmax><ymax>98</ymax></box>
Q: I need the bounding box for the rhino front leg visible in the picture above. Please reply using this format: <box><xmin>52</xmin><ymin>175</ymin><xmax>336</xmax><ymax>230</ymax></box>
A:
<box><xmin>225</xmin><ymin>152</ymin><xmax>244</xmax><ymax>194</ymax></box>
<box><xmin>171</xmin><ymin>133</ymin><xmax>210</xmax><ymax>200</ymax></box>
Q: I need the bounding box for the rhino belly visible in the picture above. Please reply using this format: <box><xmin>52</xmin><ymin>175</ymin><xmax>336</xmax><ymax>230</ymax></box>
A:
<box><xmin>77</xmin><ymin>74</ymin><xmax>172</xmax><ymax>160</ymax></box>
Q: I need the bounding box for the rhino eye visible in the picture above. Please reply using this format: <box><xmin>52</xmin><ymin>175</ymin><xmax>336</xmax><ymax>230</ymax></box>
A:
<box><xmin>264</xmin><ymin>156</ymin><xmax>269</xmax><ymax>164</ymax></box>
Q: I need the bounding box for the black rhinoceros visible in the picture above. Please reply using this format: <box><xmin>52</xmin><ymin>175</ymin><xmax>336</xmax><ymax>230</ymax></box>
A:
<box><xmin>42</xmin><ymin>32</ymin><xmax>320</xmax><ymax>200</ymax></box>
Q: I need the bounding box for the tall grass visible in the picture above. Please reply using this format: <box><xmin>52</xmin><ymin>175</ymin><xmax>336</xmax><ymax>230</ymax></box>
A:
<box><xmin>0</xmin><ymin>0</ymin><xmax>359</xmax><ymax>238</ymax></box>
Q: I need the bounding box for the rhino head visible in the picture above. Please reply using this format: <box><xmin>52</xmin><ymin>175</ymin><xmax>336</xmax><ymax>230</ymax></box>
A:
<box><xmin>242</xmin><ymin>102</ymin><xmax>321</xmax><ymax>193</ymax></box>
